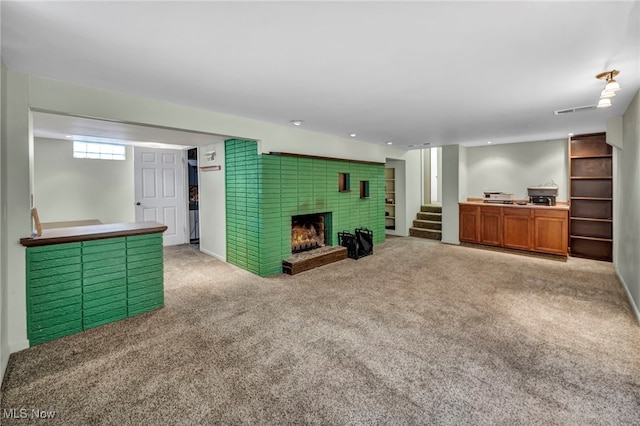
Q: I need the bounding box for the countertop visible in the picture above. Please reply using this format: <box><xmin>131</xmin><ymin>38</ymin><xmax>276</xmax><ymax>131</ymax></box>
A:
<box><xmin>20</xmin><ymin>221</ymin><xmax>168</xmax><ymax>247</ymax></box>
<box><xmin>460</xmin><ymin>200</ymin><xmax>570</xmax><ymax>211</ymax></box>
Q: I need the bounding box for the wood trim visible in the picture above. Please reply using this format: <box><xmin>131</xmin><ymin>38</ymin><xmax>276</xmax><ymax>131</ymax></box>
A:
<box><xmin>31</xmin><ymin>208</ymin><xmax>42</xmax><ymax>237</ymax></box>
<box><xmin>20</xmin><ymin>221</ymin><xmax>167</xmax><ymax>247</ymax></box>
<box><xmin>268</xmin><ymin>152</ymin><xmax>385</xmax><ymax>166</ymax></box>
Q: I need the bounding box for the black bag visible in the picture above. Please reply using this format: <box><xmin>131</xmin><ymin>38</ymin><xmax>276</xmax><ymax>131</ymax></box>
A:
<box><xmin>355</xmin><ymin>228</ymin><xmax>373</xmax><ymax>258</ymax></box>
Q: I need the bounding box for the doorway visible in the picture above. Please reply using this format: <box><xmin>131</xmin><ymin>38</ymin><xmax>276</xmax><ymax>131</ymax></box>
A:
<box><xmin>187</xmin><ymin>147</ymin><xmax>199</xmax><ymax>246</ymax></box>
<box><xmin>422</xmin><ymin>147</ymin><xmax>442</xmax><ymax>205</ymax></box>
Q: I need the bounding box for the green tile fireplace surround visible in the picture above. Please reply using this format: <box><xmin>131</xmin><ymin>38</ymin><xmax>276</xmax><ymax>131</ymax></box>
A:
<box><xmin>225</xmin><ymin>139</ymin><xmax>386</xmax><ymax>276</ymax></box>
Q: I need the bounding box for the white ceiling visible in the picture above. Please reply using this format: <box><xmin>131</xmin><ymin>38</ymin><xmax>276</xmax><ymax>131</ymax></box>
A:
<box><xmin>2</xmin><ymin>1</ymin><xmax>639</xmax><ymax>149</ymax></box>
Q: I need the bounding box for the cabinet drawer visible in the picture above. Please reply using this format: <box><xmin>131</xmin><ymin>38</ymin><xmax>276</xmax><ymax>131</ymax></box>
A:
<box><xmin>534</xmin><ymin>209</ymin><xmax>568</xmax><ymax>218</ymax></box>
<box><xmin>503</xmin><ymin>207</ymin><xmax>532</xmax><ymax>217</ymax></box>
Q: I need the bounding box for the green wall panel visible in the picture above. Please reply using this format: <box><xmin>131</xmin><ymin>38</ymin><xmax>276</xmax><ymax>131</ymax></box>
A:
<box><xmin>225</xmin><ymin>139</ymin><xmax>385</xmax><ymax>277</ymax></box>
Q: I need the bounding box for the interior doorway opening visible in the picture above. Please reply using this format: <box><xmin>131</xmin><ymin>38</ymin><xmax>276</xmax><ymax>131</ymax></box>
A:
<box><xmin>187</xmin><ymin>147</ymin><xmax>199</xmax><ymax>246</ymax></box>
<box><xmin>422</xmin><ymin>147</ymin><xmax>442</xmax><ymax>205</ymax></box>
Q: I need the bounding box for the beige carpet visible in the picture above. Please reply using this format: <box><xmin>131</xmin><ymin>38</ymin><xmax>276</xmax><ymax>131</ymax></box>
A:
<box><xmin>1</xmin><ymin>237</ymin><xmax>639</xmax><ymax>425</ymax></box>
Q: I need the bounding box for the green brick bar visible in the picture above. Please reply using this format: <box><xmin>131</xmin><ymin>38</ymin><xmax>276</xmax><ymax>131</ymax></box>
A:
<box><xmin>21</xmin><ymin>221</ymin><xmax>167</xmax><ymax>346</ymax></box>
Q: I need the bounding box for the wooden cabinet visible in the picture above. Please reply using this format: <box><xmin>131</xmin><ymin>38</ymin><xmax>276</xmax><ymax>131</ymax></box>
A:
<box><xmin>503</xmin><ymin>207</ymin><xmax>533</xmax><ymax>251</ymax></box>
<box><xmin>533</xmin><ymin>209</ymin><xmax>569</xmax><ymax>256</ymax></box>
<box><xmin>459</xmin><ymin>203</ymin><xmax>568</xmax><ymax>256</ymax></box>
<box><xmin>480</xmin><ymin>206</ymin><xmax>502</xmax><ymax>246</ymax></box>
<box><xmin>459</xmin><ymin>204</ymin><xmax>480</xmax><ymax>242</ymax></box>
<box><xmin>569</xmin><ymin>133</ymin><xmax>613</xmax><ymax>261</ymax></box>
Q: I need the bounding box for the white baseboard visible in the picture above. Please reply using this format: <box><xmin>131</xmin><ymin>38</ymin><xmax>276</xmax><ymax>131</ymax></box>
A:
<box><xmin>199</xmin><ymin>248</ymin><xmax>226</xmax><ymax>262</ymax></box>
<box><xmin>616</xmin><ymin>270</ymin><xmax>640</xmax><ymax>325</ymax></box>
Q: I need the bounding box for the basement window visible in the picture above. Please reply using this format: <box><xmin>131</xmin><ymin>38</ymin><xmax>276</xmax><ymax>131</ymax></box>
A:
<box><xmin>73</xmin><ymin>141</ymin><xmax>126</xmax><ymax>160</ymax></box>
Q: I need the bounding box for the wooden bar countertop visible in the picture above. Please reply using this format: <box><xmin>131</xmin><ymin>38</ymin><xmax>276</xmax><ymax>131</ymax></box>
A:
<box><xmin>20</xmin><ymin>221</ymin><xmax>168</xmax><ymax>247</ymax></box>
<box><xmin>460</xmin><ymin>199</ymin><xmax>570</xmax><ymax>211</ymax></box>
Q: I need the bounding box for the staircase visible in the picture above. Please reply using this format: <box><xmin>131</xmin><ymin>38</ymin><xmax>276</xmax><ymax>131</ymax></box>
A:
<box><xmin>409</xmin><ymin>204</ymin><xmax>442</xmax><ymax>241</ymax></box>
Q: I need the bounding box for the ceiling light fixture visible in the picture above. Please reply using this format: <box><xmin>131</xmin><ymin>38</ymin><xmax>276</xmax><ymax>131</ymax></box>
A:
<box><xmin>290</xmin><ymin>120</ymin><xmax>304</xmax><ymax>126</ymax></box>
<box><xmin>487</xmin><ymin>141</ymin><xmax>492</xmax><ymax>144</ymax></box>
<box><xmin>350</xmin><ymin>133</ymin><xmax>356</xmax><ymax>138</ymax></box>
<box><xmin>596</xmin><ymin>70</ymin><xmax>621</xmax><ymax>108</ymax></box>
<box><xmin>386</xmin><ymin>141</ymin><xmax>393</xmax><ymax>145</ymax></box>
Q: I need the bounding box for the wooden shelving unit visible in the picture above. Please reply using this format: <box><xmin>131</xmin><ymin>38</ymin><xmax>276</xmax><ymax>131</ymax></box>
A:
<box><xmin>384</xmin><ymin>168</ymin><xmax>396</xmax><ymax>230</ymax></box>
<box><xmin>568</xmin><ymin>133</ymin><xmax>612</xmax><ymax>261</ymax></box>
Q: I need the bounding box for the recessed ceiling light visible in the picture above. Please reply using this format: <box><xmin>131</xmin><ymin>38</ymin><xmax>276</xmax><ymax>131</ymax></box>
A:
<box><xmin>386</xmin><ymin>141</ymin><xmax>393</xmax><ymax>145</ymax></box>
<box><xmin>350</xmin><ymin>133</ymin><xmax>357</xmax><ymax>138</ymax></box>
<box><xmin>487</xmin><ymin>141</ymin><xmax>492</xmax><ymax>144</ymax></box>
<box><xmin>568</xmin><ymin>133</ymin><xmax>574</xmax><ymax>137</ymax></box>
<box><xmin>290</xmin><ymin>120</ymin><xmax>304</xmax><ymax>126</ymax></box>
<box><xmin>65</xmin><ymin>135</ymin><xmax>73</xmax><ymax>138</ymax></box>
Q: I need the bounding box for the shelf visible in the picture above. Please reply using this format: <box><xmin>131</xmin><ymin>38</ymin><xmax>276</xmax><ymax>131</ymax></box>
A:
<box><xmin>570</xmin><ymin>217</ymin><xmax>612</xmax><ymax>222</ymax></box>
<box><xmin>570</xmin><ymin>235</ymin><xmax>613</xmax><ymax>243</ymax></box>
<box><xmin>385</xmin><ymin>179</ymin><xmax>395</xmax><ymax>182</ymax></box>
<box><xmin>570</xmin><ymin>154</ymin><xmax>612</xmax><ymax>159</ymax></box>
<box><xmin>570</xmin><ymin>197</ymin><xmax>612</xmax><ymax>201</ymax></box>
<box><xmin>385</xmin><ymin>191</ymin><xmax>396</xmax><ymax>194</ymax></box>
<box><xmin>570</xmin><ymin>176</ymin><xmax>612</xmax><ymax>180</ymax></box>
<box><xmin>385</xmin><ymin>216</ymin><xmax>396</xmax><ymax>220</ymax></box>
<box><xmin>385</xmin><ymin>203</ymin><xmax>396</xmax><ymax>207</ymax></box>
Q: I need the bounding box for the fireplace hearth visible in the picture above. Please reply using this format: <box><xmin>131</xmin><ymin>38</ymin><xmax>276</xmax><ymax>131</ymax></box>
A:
<box><xmin>291</xmin><ymin>213</ymin><xmax>326</xmax><ymax>254</ymax></box>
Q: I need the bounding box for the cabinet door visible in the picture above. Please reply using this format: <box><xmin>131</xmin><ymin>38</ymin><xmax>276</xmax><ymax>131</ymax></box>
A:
<box><xmin>459</xmin><ymin>205</ymin><xmax>480</xmax><ymax>243</ymax></box>
<box><xmin>503</xmin><ymin>208</ymin><xmax>533</xmax><ymax>250</ymax></box>
<box><xmin>534</xmin><ymin>210</ymin><xmax>568</xmax><ymax>256</ymax></box>
<box><xmin>480</xmin><ymin>206</ymin><xmax>502</xmax><ymax>246</ymax></box>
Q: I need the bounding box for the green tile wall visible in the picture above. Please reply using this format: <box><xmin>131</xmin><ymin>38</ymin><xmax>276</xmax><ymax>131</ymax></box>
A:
<box><xmin>225</xmin><ymin>139</ymin><xmax>385</xmax><ymax>277</ymax></box>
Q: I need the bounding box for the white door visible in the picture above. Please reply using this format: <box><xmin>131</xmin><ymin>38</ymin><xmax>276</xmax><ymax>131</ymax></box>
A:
<box><xmin>134</xmin><ymin>147</ymin><xmax>187</xmax><ymax>246</ymax></box>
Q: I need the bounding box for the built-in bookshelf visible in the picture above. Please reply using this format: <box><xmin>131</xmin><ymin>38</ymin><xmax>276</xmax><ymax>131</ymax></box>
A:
<box><xmin>568</xmin><ymin>133</ymin><xmax>612</xmax><ymax>261</ymax></box>
<box><xmin>385</xmin><ymin>167</ymin><xmax>396</xmax><ymax>230</ymax></box>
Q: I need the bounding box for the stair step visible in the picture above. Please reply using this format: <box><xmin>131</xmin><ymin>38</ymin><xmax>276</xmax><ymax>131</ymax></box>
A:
<box><xmin>412</xmin><ymin>219</ymin><xmax>442</xmax><ymax>230</ymax></box>
<box><xmin>409</xmin><ymin>227</ymin><xmax>442</xmax><ymax>240</ymax></box>
<box><xmin>420</xmin><ymin>204</ymin><xmax>442</xmax><ymax>213</ymax></box>
<box><xmin>417</xmin><ymin>212</ymin><xmax>442</xmax><ymax>221</ymax></box>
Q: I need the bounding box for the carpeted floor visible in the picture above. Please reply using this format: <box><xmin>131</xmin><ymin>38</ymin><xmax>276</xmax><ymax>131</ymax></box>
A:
<box><xmin>1</xmin><ymin>237</ymin><xmax>639</xmax><ymax>425</ymax></box>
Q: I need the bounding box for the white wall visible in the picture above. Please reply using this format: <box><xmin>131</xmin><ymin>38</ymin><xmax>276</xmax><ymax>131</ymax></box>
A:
<box><xmin>28</xmin><ymin>77</ymin><xmax>406</xmax><ymax>164</ymax></box>
<box><xmin>34</xmin><ymin>138</ymin><xmax>135</xmax><ymax>224</ymax></box>
<box><xmin>615</xmin><ymin>89</ymin><xmax>640</xmax><ymax>323</ymax></box>
<box><xmin>404</xmin><ymin>150</ymin><xmax>422</xmax><ymax>235</ymax></box>
<box><xmin>0</xmin><ymin>60</ymin><xmax>8</xmax><ymax>381</ymax></box>
<box><xmin>3</xmin><ymin>69</ymin><xmax>30</xmax><ymax>356</ymax></box>
<box><xmin>465</xmin><ymin>139</ymin><xmax>567</xmax><ymax>201</ymax></box>
<box><xmin>198</xmin><ymin>141</ymin><xmax>226</xmax><ymax>260</ymax></box>
<box><xmin>441</xmin><ymin>145</ymin><xmax>462</xmax><ymax>244</ymax></box>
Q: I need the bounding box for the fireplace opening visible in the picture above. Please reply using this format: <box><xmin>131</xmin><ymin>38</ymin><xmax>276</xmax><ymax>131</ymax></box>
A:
<box><xmin>291</xmin><ymin>213</ymin><xmax>326</xmax><ymax>254</ymax></box>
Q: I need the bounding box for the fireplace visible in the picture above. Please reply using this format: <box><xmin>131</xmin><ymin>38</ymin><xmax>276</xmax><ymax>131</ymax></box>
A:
<box><xmin>291</xmin><ymin>213</ymin><xmax>326</xmax><ymax>253</ymax></box>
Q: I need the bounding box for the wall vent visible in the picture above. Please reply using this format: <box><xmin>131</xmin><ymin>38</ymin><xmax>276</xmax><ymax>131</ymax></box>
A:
<box><xmin>554</xmin><ymin>105</ymin><xmax>596</xmax><ymax>115</ymax></box>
